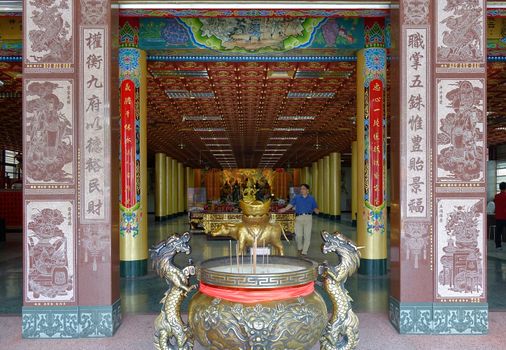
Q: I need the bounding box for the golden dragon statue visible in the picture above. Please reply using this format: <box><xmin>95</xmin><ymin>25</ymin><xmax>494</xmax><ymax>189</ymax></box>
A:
<box><xmin>150</xmin><ymin>232</ymin><xmax>196</xmax><ymax>350</ymax></box>
<box><xmin>319</xmin><ymin>230</ymin><xmax>361</xmax><ymax>350</ymax></box>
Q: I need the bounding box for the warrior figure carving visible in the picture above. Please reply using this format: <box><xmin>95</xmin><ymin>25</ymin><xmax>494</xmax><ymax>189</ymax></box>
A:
<box><xmin>151</xmin><ymin>232</ymin><xmax>195</xmax><ymax>350</ymax></box>
<box><xmin>320</xmin><ymin>231</ymin><xmax>361</xmax><ymax>350</ymax></box>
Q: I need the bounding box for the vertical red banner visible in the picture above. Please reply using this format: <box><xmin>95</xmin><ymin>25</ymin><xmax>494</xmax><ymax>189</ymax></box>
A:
<box><xmin>121</xmin><ymin>79</ymin><xmax>136</xmax><ymax>208</ymax></box>
<box><xmin>369</xmin><ymin>79</ymin><xmax>383</xmax><ymax>206</ymax></box>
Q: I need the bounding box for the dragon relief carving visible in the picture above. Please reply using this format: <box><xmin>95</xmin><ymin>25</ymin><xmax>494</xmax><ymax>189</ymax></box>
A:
<box><xmin>320</xmin><ymin>231</ymin><xmax>361</xmax><ymax>350</ymax></box>
<box><xmin>438</xmin><ymin>0</ymin><xmax>483</xmax><ymax>62</ymax></box>
<box><xmin>150</xmin><ymin>232</ymin><xmax>196</xmax><ymax>350</ymax></box>
<box><xmin>28</xmin><ymin>0</ymin><xmax>72</xmax><ymax>63</ymax></box>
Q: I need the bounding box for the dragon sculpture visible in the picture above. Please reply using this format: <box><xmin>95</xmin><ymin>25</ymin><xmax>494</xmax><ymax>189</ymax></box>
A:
<box><xmin>150</xmin><ymin>232</ymin><xmax>196</xmax><ymax>350</ymax></box>
<box><xmin>319</xmin><ymin>230</ymin><xmax>361</xmax><ymax>350</ymax></box>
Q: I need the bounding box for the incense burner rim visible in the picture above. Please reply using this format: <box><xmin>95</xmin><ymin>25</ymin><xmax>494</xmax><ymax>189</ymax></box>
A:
<box><xmin>196</xmin><ymin>255</ymin><xmax>319</xmax><ymax>289</ymax></box>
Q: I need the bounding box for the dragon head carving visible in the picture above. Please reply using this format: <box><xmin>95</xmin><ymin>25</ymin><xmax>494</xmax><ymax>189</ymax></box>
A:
<box><xmin>321</xmin><ymin>230</ymin><xmax>361</xmax><ymax>278</ymax></box>
<box><xmin>150</xmin><ymin>231</ymin><xmax>192</xmax><ymax>266</ymax></box>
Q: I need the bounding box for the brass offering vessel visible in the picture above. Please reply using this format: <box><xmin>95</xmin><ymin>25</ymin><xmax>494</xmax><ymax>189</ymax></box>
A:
<box><xmin>151</xmin><ymin>183</ymin><xmax>361</xmax><ymax>350</ymax></box>
<box><xmin>188</xmin><ymin>255</ymin><xmax>327</xmax><ymax>350</ymax></box>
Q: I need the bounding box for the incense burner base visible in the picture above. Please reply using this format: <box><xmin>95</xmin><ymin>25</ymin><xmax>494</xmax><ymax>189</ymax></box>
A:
<box><xmin>188</xmin><ymin>291</ymin><xmax>327</xmax><ymax>350</ymax></box>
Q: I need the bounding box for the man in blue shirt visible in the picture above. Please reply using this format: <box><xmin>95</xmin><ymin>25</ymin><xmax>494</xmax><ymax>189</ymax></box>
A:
<box><xmin>279</xmin><ymin>183</ymin><xmax>319</xmax><ymax>256</ymax></box>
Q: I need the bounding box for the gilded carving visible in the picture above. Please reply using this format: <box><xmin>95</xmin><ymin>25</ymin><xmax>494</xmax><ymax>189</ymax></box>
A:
<box><xmin>151</xmin><ymin>233</ymin><xmax>196</xmax><ymax>350</ymax></box>
<box><xmin>320</xmin><ymin>231</ymin><xmax>361</xmax><ymax>350</ymax></box>
<box><xmin>190</xmin><ymin>297</ymin><xmax>327</xmax><ymax>350</ymax></box>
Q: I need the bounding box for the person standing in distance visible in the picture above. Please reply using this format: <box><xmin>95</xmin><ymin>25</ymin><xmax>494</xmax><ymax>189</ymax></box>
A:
<box><xmin>278</xmin><ymin>183</ymin><xmax>319</xmax><ymax>256</ymax></box>
<box><xmin>495</xmin><ymin>182</ymin><xmax>506</xmax><ymax>250</ymax></box>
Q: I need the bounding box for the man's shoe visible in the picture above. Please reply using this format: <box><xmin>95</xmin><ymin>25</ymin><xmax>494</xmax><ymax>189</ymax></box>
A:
<box><xmin>297</xmin><ymin>250</ymin><xmax>302</xmax><ymax>256</ymax></box>
<box><xmin>497</xmin><ymin>246</ymin><xmax>503</xmax><ymax>251</ymax></box>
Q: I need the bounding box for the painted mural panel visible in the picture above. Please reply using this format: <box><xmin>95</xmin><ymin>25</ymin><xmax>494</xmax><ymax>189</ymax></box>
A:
<box><xmin>436</xmin><ymin>198</ymin><xmax>484</xmax><ymax>299</ymax></box>
<box><xmin>24</xmin><ymin>79</ymin><xmax>74</xmax><ymax>185</ymax></box>
<box><xmin>405</xmin><ymin>28</ymin><xmax>428</xmax><ymax>218</ymax></box>
<box><xmin>139</xmin><ymin>17</ymin><xmax>367</xmax><ymax>53</ymax></box>
<box><xmin>25</xmin><ymin>200</ymin><xmax>74</xmax><ymax>302</ymax></box>
<box><xmin>24</xmin><ymin>0</ymin><xmax>73</xmax><ymax>70</ymax></box>
<box><xmin>436</xmin><ymin>0</ymin><xmax>484</xmax><ymax>63</ymax></box>
<box><xmin>436</xmin><ymin>79</ymin><xmax>485</xmax><ymax>183</ymax></box>
<box><xmin>81</xmin><ymin>28</ymin><xmax>106</xmax><ymax>221</ymax></box>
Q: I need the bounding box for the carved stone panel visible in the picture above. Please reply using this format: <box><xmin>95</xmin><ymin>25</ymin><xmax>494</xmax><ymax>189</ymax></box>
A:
<box><xmin>436</xmin><ymin>198</ymin><xmax>484</xmax><ymax>299</ymax></box>
<box><xmin>81</xmin><ymin>28</ymin><xmax>107</xmax><ymax>222</ymax></box>
<box><xmin>25</xmin><ymin>200</ymin><xmax>75</xmax><ymax>302</ymax></box>
<box><xmin>80</xmin><ymin>224</ymin><xmax>110</xmax><ymax>272</ymax></box>
<box><xmin>402</xmin><ymin>0</ymin><xmax>429</xmax><ymax>25</ymax></box>
<box><xmin>436</xmin><ymin>79</ymin><xmax>485</xmax><ymax>184</ymax></box>
<box><xmin>405</xmin><ymin>27</ymin><xmax>429</xmax><ymax>218</ymax></box>
<box><xmin>24</xmin><ymin>79</ymin><xmax>74</xmax><ymax>186</ymax></box>
<box><xmin>436</xmin><ymin>0</ymin><xmax>484</xmax><ymax>64</ymax></box>
<box><xmin>24</xmin><ymin>0</ymin><xmax>74</xmax><ymax>71</ymax></box>
<box><xmin>404</xmin><ymin>222</ymin><xmax>430</xmax><ymax>269</ymax></box>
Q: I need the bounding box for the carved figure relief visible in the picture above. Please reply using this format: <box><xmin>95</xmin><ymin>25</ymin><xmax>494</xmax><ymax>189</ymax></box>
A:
<box><xmin>437</xmin><ymin>199</ymin><xmax>484</xmax><ymax>298</ymax></box>
<box><xmin>437</xmin><ymin>80</ymin><xmax>484</xmax><ymax>182</ymax></box>
<box><xmin>26</xmin><ymin>0</ymin><xmax>72</xmax><ymax>64</ymax></box>
<box><xmin>403</xmin><ymin>0</ymin><xmax>429</xmax><ymax>25</ymax></box>
<box><xmin>437</xmin><ymin>0</ymin><xmax>484</xmax><ymax>62</ymax></box>
<box><xmin>404</xmin><ymin>223</ymin><xmax>429</xmax><ymax>269</ymax></box>
<box><xmin>26</xmin><ymin>201</ymin><xmax>74</xmax><ymax>301</ymax></box>
<box><xmin>81</xmin><ymin>224</ymin><xmax>109</xmax><ymax>272</ymax></box>
<box><xmin>25</xmin><ymin>80</ymin><xmax>73</xmax><ymax>184</ymax></box>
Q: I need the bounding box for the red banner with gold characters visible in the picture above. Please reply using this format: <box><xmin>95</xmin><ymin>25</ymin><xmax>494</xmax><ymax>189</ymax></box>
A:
<box><xmin>121</xmin><ymin>79</ymin><xmax>136</xmax><ymax>208</ymax></box>
<box><xmin>369</xmin><ymin>79</ymin><xmax>383</xmax><ymax>207</ymax></box>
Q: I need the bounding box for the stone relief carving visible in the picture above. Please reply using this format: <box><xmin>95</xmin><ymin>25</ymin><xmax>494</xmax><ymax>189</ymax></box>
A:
<box><xmin>81</xmin><ymin>224</ymin><xmax>110</xmax><ymax>272</ymax></box>
<box><xmin>404</xmin><ymin>222</ymin><xmax>429</xmax><ymax>269</ymax></box>
<box><xmin>26</xmin><ymin>202</ymin><xmax>74</xmax><ymax>301</ymax></box>
<box><xmin>437</xmin><ymin>0</ymin><xmax>484</xmax><ymax>62</ymax></box>
<box><xmin>437</xmin><ymin>199</ymin><xmax>484</xmax><ymax>298</ymax></box>
<box><xmin>25</xmin><ymin>80</ymin><xmax>73</xmax><ymax>184</ymax></box>
<box><xmin>26</xmin><ymin>0</ymin><xmax>72</xmax><ymax>64</ymax></box>
<box><xmin>80</xmin><ymin>0</ymin><xmax>107</xmax><ymax>26</ymax></box>
<box><xmin>437</xmin><ymin>80</ymin><xmax>484</xmax><ymax>182</ymax></box>
<box><xmin>403</xmin><ymin>0</ymin><xmax>429</xmax><ymax>25</ymax></box>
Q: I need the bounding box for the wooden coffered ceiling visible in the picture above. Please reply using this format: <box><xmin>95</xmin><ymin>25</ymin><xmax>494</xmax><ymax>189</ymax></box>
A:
<box><xmin>2</xmin><ymin>59</ymin><xmax>506</xmax><ymax>167</ymax></box>
<box><xmin>146</xmin><ymin>60</ymin><xmax>358</xmax><ymax>168</ymax></box>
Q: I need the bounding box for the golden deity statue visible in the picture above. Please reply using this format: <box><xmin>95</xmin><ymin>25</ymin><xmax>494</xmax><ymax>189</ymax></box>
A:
<box><xmin>210</xmin><ymin>180</ymin><xmax>286</xmax><ymax>255</ymax></box>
